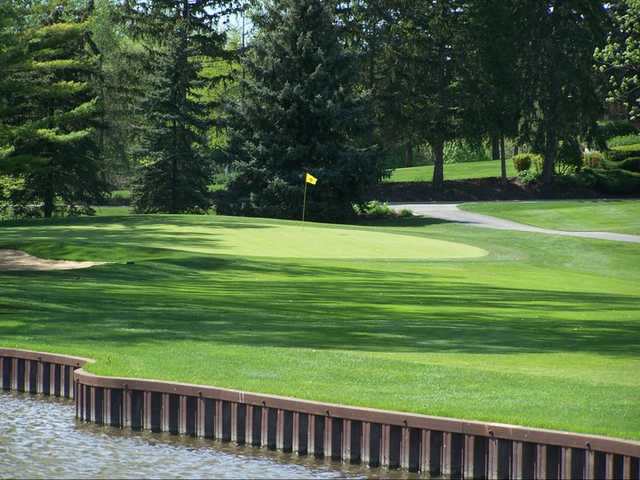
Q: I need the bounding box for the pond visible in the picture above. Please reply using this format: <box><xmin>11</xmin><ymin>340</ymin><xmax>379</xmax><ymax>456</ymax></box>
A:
<box><xmin>0</xmin><ymin>391</ymin><xmax>415</xmax><ymax>479</ymax></box>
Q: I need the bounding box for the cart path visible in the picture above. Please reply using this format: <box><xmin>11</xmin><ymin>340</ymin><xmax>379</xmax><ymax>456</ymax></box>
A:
<box><xmin>391</xmin><ymin>203</ymin><xmax>640</xmax><ymax>243</ymax></box>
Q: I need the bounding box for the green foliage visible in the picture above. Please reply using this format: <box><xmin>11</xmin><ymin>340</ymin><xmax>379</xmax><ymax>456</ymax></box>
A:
<box><xmin>517</xmin><ymin>169</ymin><xmax>540</xmax><ymax>185</ymax></box>
<box><xmin>607</xmin><ymin>134</ymin><xmax>640</xmax><ymax>149</ymax></box>
<box><xmin>594</xmin><ymin>0</ymin><xmax>640</xmax><ymax>121</ymax></box>
<box><xmin>618</xmin><ymin>157</ymin><xmax>640</xmax><ymax>173</ymax></box>
<box><xmin>575</xmin><ymin>167</ymin><xmax>640</xmax><ymax>195</ymax></box>
<box><xmin>444</xmin><ymin>140</ymin><xmax>491</xmax><ymax>164</ymax></box>
<box><xmin>0</xmin><ymin>174</ymin><xmax>24</xmax><ymax>218</ymax></box>
<box><xmin>0</xmin><ymin>3</ymin><xmax>108</xmax><ymax>218</ymax></box>
<box><xmin>583</xmin><ymin>151</ymin><xmax>605</xmax><ymax>169</ymax></box>
<box><xmin>556</xmin><ymin>137</ymin><xmax>583</xmax><ymax>174</ymax></box>
<box><xmin>512</xmin><ymin>153</ymin><xmax>538</xmax><ymax>172</ymax></box>
<box><xmin>370</xmin><ymin>0</ymin><xmax>467</xmax><ymax>190</ymax></box>
<box><xmin>127</xmin><ymin>0</ymin><xmax>233</xmax><ymax>214</ymax></box>
<box><xmin>589</xmin><ymin>120</ymin><xmax>638</xmax><ymax>150</ymax></box>
<box><xmin>219</xmin><ymin>0</ymin><xmax>382</xmax><ymax>221</ymax></box>
<box><xmin>610</xmin><ymin>143</ymin><xmax>640</xmax><ymax>153</ymax></box>
<box><xmin>517</xmin><ymin>2</ymin><xmax>607</xmax><ymax>185</ymax></box>
<box><xmin>353</xmin><ymin>200</ymin><xmax>412</xmax><ymax>220</ymax></box>
<box><xmin>607</xmin><ymin>146</ymin><xmax>640</xmax><ymax>162</ymax></box>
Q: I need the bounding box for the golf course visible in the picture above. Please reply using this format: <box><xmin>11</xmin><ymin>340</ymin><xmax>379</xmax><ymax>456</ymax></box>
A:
<box><xmin>1</xmin><ymin>200</ymin><xmax>639</xmax><ymax>441</ymax></box>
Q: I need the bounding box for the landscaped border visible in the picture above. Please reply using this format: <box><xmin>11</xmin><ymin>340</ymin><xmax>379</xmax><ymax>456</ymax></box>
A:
<box><xmin>2</xmin><ymin>347</ymin><xmax>639</xmax><ymax>479</ymax></box>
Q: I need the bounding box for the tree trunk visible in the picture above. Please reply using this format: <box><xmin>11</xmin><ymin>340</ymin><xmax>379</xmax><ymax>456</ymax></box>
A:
<box><xmin>491</xmin><ymin>134</ymin><xmax>500</xmax><ymax>160</ymax></box>
<box><xmin>542</xmin><ymin>128</ymin><xmax>557</xmax><ymax>189</ymax></box>
<box><xmin>405</xmin><ymin>143</ymin><xmax>413</xmax><ymax>167</ymax></box>
<box><xmin>43</xmin><ymin>186</ymin><xmax>54</xmax><ymax>218</ymax></box>
<box><xmin>500</xmin><ymin>134</ymin><xmax>507</xmax><ymax>182</ymax></box>
<box><xmin>432</xmin><ymin>140</ymin><xmax>445</xmax><ymax>193</ymax></box>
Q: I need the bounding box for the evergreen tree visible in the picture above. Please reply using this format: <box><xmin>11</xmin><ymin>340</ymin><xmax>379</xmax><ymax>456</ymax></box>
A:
<box><xmin>463</xmin><ymin>0</ymin><xmax>521</xmax><ymax>181</ymax></box>
<box><xmin>517</xmin><ymin>1</ymin><xmax>607</xmax><ymax>187</ymax></box>
<box><xmin>218</xmin><ymin>0</ymin><xmax>382</xmax><ymax>221</ymax></box>
<box><xmin>370</xmin><ymin>0</ymin><xmax>466</xmax><ymax>192</ymax></box>
<box><xmin>126</xmin><ymin>0</ymin><xmax>233</xmax><ymax>213</ymax></box>
<box><xmin>0</xmin><ymin>1</ymin><xmax>107</xmax><ymax>218</ymax></box>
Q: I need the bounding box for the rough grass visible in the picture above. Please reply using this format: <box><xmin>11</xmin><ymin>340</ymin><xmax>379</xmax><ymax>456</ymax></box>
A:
<box><xmin>461</xmin><ymin>200</ymin><xmax>640</xmax><ymax>235</ymax></box>
<box><xmin>1</xmin><ymin>213</ymin><xmax>639</xmax><ymax>440</ymax></box>
<box><xmin>386</xmin><ymin>159</ymin><xmax>517</xmax><ymax>183</ymax></box>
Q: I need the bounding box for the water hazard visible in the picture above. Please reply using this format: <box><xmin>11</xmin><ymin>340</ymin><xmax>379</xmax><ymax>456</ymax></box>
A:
<box><xmin>0</xmin><ymin>391</ymin><xmax>416</xmax><ymax>479</ymax></box>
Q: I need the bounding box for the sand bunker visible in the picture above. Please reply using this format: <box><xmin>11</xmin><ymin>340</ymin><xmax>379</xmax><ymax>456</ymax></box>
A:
<box><xmin>0</xmin><ymin>249</ymin><xmax>105</xmax><ymax>271</ymax></box>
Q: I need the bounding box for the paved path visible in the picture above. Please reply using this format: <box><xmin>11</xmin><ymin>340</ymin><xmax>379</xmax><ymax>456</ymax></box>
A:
<box><xmin>391</xmin><ymin>203</ymin><xmax>640</xmax><ymax>243</ymax></box>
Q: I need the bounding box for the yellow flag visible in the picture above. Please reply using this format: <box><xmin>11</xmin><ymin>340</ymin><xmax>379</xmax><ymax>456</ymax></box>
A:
<box><xmin>305</xmin><ymin>172</ymin><xmax>317</xmax><ymax>185</ymax></box>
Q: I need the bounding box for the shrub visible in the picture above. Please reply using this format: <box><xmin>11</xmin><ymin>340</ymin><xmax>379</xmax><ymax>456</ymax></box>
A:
<box><xmin>512</xmin><ymin>153</ymin><xmax>541</xmax><ymax>172</ymax></box>
<box><xmin>574</xmin><ymin>168</ymin><xmax>640</xmax><ymax>195</ymax></box>
<box><xmin>517</xmin><ymin>169</ymin><xmax>540</xmax><ymax>185</ymax></box>
<box><xmin>607</xmin><ymin>134</ymin><xmax>640</xmax><ymax>149</ymax></box>
<box><xmin>443</xmin><ymin>140</ymin><xmax>491</xmax><ymax>164</ymax></box>
<box><xmin>619</xmin><ymin>157</ymin><xmax>640</xmax><ymax>173</ymax></box>
<box><xmin>606</xmin><ymin>146</ymin><xmax>640</xmax><ymax>162</ymax></box>
<box><xmin>353</xmin><ymin>200</ymin><xmax>413</xmax><ymax>219</ymax></box>
<box><xmin>588</xmin><ymin>120</ymin><xmax>638</xmax><ymax>150</ymax></box>
<box><xmin>583</xmin><ymin>151</ymin><xmax>604</xmax><ymax>169</ymax></box>
<box><xmin>556</xmin><ymin>138</ymin><xmax>583</xmax><ymax>174</ymax></box>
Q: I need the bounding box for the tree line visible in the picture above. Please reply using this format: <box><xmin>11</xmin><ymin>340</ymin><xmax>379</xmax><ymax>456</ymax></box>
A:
<box><xmin>1</xmin><ymin>0</ymin><xmax>638</xmax><ymax>220</ymax></box>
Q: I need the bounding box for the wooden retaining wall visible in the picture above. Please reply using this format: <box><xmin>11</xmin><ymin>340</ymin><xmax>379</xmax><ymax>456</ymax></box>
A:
<box><xmin>2</xmin><ymin>348</ymin><xmax>639</xmax><ymax>479</ymax></box>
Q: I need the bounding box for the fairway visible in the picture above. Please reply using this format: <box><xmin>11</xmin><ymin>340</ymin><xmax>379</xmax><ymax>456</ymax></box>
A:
<box><xmin>386</xmin><ymin>159</ymin><xmax>517</xmax><ymax>183</ymax></box>
<box><xmin>1</xmin><ymin>213</ymin><xmax>639</xmax><ymax>441</ymax></box>
<box><xmin>462</xmin><ymin>200</ymin><xmax>640</xmax><ymax>235</ymax></box>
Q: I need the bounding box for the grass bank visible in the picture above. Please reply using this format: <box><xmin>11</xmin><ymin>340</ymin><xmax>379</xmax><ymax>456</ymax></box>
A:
<box><xmin>1</xmin><ymin>211</ymin><xmax>639</xmax><ymax>440</ymax></box>
<box><xmin>386</xmin><ymin>159</ymin><xmax>517</xmax><ymax>183</ymax></box>
<box><xmin>461</xmin><ymin>199</ymin><xmax>640</xmax><ymax>235</ymax></box>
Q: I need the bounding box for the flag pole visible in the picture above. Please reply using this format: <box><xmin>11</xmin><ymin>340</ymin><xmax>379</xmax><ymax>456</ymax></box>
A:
<box><xmin>302</xmin><ymin>179</ymin><xmax>308</xmax><ymax>223</ymax></box>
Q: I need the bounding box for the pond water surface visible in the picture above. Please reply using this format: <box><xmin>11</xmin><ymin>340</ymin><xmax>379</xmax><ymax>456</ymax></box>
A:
<box><xmin>0</xmin><ymin>391</ymin><xmax>416</xmax><ymax>479</ymax></box>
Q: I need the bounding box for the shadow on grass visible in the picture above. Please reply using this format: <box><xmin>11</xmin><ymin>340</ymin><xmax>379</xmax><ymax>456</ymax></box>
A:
<box><xmin>1</xmin><ymin>254</ymin><xmax>638</xmax><ymax>357</ymax></box>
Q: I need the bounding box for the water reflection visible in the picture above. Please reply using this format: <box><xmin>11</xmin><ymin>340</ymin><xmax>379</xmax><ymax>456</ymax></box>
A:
<box><xmin>0</xmin><ymin>391</ymin><xmax>418</xmax><ymax>479</ymax></box>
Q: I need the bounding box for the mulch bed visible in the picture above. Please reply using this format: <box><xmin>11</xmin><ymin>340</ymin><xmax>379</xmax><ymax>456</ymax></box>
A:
<box><xmin>370</xmin><ymin>177</ymin><xmax>639</xmax><ymax>202</ymax></box>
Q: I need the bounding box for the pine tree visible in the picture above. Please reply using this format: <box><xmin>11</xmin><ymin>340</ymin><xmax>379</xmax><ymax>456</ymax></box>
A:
<box><xmin>0</xmin><ymin>1</ymin><xmax>107</xmax><ymax>218</ymax></box>
<box><xmin>517</xmin><ymin>1</ymin><xmax>607</xmax><ymax>187</ymax></box>
<box><xmin>369</xmin><ymin>0</ymin><xmax>466</xmax><ymax>193</ymax></box>
<box><xmin>126</xmin><ymin>0</ymin><xmax>233</xmax><ymax>214</ymax></box>
<box><xmin>217</xmin><ymin>0</ymin><xmax>382</xmax><ymax>221</ymax></box>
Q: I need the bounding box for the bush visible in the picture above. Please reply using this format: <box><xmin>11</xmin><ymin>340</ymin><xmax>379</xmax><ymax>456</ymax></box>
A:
<box><xmin>556</xmin><ymin>138</ymin><xmax>583</xmax><ymax>174</ymax></box>
<box><xmin>353</xmin><ymin>200</ymin><xmax>413</xmax><ymax>219</ymax></box>
<box><xmin>618</xmin><ymin>157</ymin><xmax>640</xmax><ymax>173</ymax></box>
<box><xmin>588</xmin><ymin>120</ymin><xmax>638</xmax><ymax>150</ymax></box>
<box><xmin>443</xmin><ymin>140</ymin><xmax>491</xmax><ymax>164</ymax></box>
<box><xmin>583</xmin><ymin>151</ymin><xmax>605</xmax><ymax>169</ymax></box>
<box><xmin>517</xmin><ymin>169</ymin><xmax>540</xmax><ymax>185</ymax></box>
<box><xmin>606</xmin><ymin>146</ymin><xmax>640</xmax><ymax>162</ymax></box>
<box><xmin>512</xmin><ymin>153</ymin><xmax>541</xmax><ymax>172</ymax></box>
<box><xmin>574</xmin><ymin>168</ymin><xmax>640</xmax><ymax>195</ymax></box>
<box><xmin>607</xmin><ymin>134</ymin><xmax>640</xmax><ymax>149</ymax></box>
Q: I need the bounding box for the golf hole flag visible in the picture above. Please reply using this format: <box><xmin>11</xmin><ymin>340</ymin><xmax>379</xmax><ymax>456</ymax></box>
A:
<box><xmin>302</xmin><ymin>172</ymin><xmax>317</xmax><ymax>222</ymax></box>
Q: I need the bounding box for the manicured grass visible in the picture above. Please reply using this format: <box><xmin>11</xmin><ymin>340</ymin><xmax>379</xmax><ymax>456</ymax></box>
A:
<box><xmin>386</xmin><ymin>159</ymin><xmax>517</xmax><ymax>183</ymax></box>
<box><xmin>461</xmin><ymin>200</ymin><xmax>640</xmax><ymax>235</ymax></box>
<box><xmin>93</xmin><ymin>206</ymin><xmax>131</xmax><ymax>216</ymax></box>
<box><xmin>1</xmin><ymin>213</ymin><xmax>639</xmax><ymax>440</ymax></box>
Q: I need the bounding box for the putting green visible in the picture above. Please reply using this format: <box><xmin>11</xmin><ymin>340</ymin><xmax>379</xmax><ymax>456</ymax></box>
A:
<box><xmin>58</xmin><ymin>220</ymin><xmax>487</xmax><ymax>259</ymax></box>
